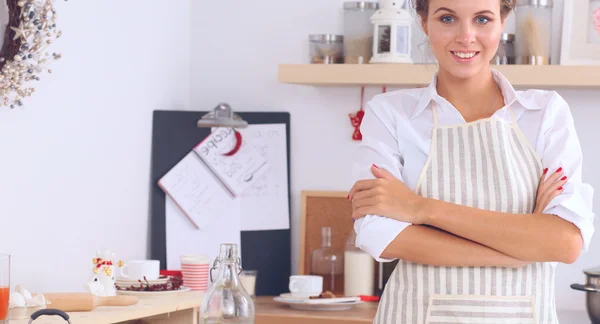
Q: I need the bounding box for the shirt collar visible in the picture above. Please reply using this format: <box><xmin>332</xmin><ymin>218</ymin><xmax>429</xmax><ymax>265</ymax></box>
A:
<box><xmin>410</xmin><ymin>68</ymin><xmax>541</xmax><ymax>120</ymax></box>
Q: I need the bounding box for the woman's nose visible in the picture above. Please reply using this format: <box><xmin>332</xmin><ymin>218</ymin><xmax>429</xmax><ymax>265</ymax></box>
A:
<box><xmin>456</xmin><ymin>23</ymin><xmax>476</xmax><ymax>45</ymax></box>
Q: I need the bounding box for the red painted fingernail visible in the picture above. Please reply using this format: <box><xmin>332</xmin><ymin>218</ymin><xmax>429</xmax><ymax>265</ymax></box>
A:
<box><xmin>347</xmin><ymin>194</ymin><xmax>350</xmax><ymax>200</ymax></box>
<box><xmin>558</xmin><ymin>187</ymin><xmax>563</xmax><ymax>190</ymax></box>
<box><xmin>373</xmin><ymin>164</ymin><xmax>379</xmax><ymax>169</ymax></box>
<box><xmin>543</xmin><ymin>168</ymin><xmax>548</xmax><ymax>174</ymax></box>
<box><xmin>561</xmin><ymin>176</ymin><xmax>567</xmax><ymax>181</ymax></box>
<box><xmin>556</xmin><ymin>167</ymin><xmax>562</xmax><ymax>173</ymax></box>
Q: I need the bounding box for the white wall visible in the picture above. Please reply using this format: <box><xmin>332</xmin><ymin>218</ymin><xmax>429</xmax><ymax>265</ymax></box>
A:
<box><xmin>191</xmin><ymin>0</ymin><xmax>600</xmax><ymax>311</ymax></box>
<box><xmin>0</xmin><ymin>0</ymin><xmax>191</xmax><ymax>292</ymax></box>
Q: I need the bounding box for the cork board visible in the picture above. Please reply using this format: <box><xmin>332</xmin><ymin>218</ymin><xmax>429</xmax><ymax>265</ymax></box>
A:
<box><xmin>299</xmin><ymin>190</ymin><xmax>354</xmax><ymax>275</ymax></box>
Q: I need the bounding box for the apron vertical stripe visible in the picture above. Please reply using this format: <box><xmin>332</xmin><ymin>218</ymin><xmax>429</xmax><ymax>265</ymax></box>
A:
<box><xmin>475</xmin><ymin>266</ymin><xmax>482</xmax><ymax>295</ymax></box>
<box><xmin>438</xmin><ymin>129</ymin><xmax>446</xmax><ymax>201</ymax></box>
<box><xmin>442</xmin><ymin>128</ymin><xmax>451</xmax><ymax>203</ymax></box>
<box><xmin>509</xmin><ymin>131</ymin><xmax>534</xmax><ymax>212</ymax></box>
<box><xmin>434</xmin><ymin>265</ymin><xmax>440</xmax><ymax>294</ymax></box>
<box><xmin>507</xmin><ymin>130</ymin><xmax>530</xmax><ymax>213</ymax></box>
<box><xmin>490</xmin><ymin>121</ymin><xmax>508</xmax><ymax>212</ymax></box>
<box><xmin>526</xmin><ymin>264</ymin><xmax>533</xmax><ymax>298</ymax></box>
<box><xmin>471</xmin><ymin>126</ymin><xmax>485</xmax><ymax>209</ymax></box>
<box><xmin>407</xmin><ymin>261</ymin><xmax>414</xmax><ymax>322</ymax></box>
<box><xmin>440</xmin><ymin>267</ymin><xmax>447</xmax><ymax>295</ymax></box>
<box><xmin>495</xmin><ymin>267</ymin><xmax>503</xmax><ymax>296</ymax></box>
<box><xmin>380</xmin><ymin>267</ymin><xmax>392</xmax><ymax>323</ymax></box>
<box><xmin>536</xmin><ymin>262</ymin><xmax>543</xmax><ymax>322</ymax></box>
<box><xmin>451</xmin><ymin>267</ymin><xmax>458</xmax><ymax>295</ymax></box>
<box><xmin>506</xmin><ymin>267</ymin><xmax>513</xmax><ymax>296</ymax></box>
<box><xmin>461</xmin><ymin>267</ymin><xmax>468</xmax><ymax>296</ymax></box>
<box><xmin>540</xmin><ymin>264</ymin><xmax>548</xmax><ymax>323</ymax></box>
<box><xmin>417</xmin><ymin>264</ymin><xmax>424</xmax><ymax>324</ymax></box>
<box><xmin>477</xmin><ymin>123</ymin><xmax>492</xmax><ymax>211</ymax></box>
<box><xmin>431</xmin><ymin>130</ymin><xmax>439</xmax><ymax>200</ymax></box>
<box><xmin>451</xmin><ymin>127</ymin><xmax>461</xmax><ymax>204</ymax></box>
<box><xmin>516</xmin><ymin>267</ymin><xmax>523</xmax><ymax>296</ymax></box>
<box><xmin>512</xmin><ymin>130</ymin><xmax>538</xmax><ymax>203</ymax></box>
<box><xmin>469</xmin><ymin>267</ymin><xmax>475</xmax><ymax>295</ymax></box>
<box><xmin>481</xmin><ymin>122</ymin><xmax>498</xmax><ymax>211</ymax></box>
<box><xmin>399</xmin><ymin>261</ymin><xmax>407</xmax><ymax>323</ymax></box>
<box><xmin>497</xmin><ymin>122</ymin><xmax>519</xmax><ymax>213</ymax></box>
<box><xmin>463</xmin><ymin>126</ymin><xmax>473</xmax><ymax>208</ymax></box>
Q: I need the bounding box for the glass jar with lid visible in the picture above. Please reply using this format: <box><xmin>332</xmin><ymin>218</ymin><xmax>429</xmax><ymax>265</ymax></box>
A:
<box><xmin>493</xmin><ymin>33</ymin><xmax>515</xmax><ymax>64</ymax></box>
<box><xmin>309</xmin><ymin>34</ymin><xmax>344</xmax><ymax>64</ymax></box>
<box><xmin>310</xmin><ymin>227</ymin><xmax>344</xmax><ymax>296</ymax></box>
<box><xmin>514</xmin><ymin>0</ymin><xmax>553</xmax><ymax>65</ymax></box>
<box><xmin>200</xmin><ymin>243</ymin><xmax>254</xmax><ymax>324</ymax></box>
<box><xmin>343</xmin><ymin>1</ymin><xmax>379</xmax><ymax>64</ymax></box>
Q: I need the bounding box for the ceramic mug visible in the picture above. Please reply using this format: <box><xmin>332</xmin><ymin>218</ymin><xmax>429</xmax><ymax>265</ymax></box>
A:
<box><xmin>289</xmin><ymin>275</ymin><xmax>323</xmax><ymax>297</ymax></box>
<box><xmin>119</xmin><ymin>260</ymin><xmax>160</xmax><ymax>280</ymax></box>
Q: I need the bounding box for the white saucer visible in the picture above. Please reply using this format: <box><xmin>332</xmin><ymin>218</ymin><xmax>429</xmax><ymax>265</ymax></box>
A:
<box><xmin>273</xmin><ymin>296</ymin><xmax>363</xmax><ymax>311</ymax></box>
<box><xmin>116</xmin><ymin>286</ymin><xmax>191</xmax><ymax>297</ymax></box>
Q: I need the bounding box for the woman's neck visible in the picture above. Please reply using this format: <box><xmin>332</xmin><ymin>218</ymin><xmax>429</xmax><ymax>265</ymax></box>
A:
<box><xmin>435</xmin><ymin>67</ymin><xmax>502</xmax><ymax>122</ymax></box>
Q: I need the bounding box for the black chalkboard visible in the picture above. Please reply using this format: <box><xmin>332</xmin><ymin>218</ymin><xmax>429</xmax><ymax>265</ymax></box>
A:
<box><xmin>149</xmin><ymin>110</ymin><xmax>291</xmax><ymax>296</ymax></box>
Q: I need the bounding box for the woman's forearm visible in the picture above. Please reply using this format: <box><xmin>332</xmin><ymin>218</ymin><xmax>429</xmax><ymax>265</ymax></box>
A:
<box><xmin>419</xmin><ymin>198</ymin><xmax>583</xmax><ymax>264</ymax></box>
<box><xmin>380</xmin><ymin>224</ymin><xmax>531</xmax><ymax>268</ymax></box>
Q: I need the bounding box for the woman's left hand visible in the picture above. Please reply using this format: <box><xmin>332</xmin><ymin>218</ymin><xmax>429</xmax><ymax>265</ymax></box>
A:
<box><xmin>348</xmin><ymin>164</ymin><xmax>427</xmax><ymax>224</ymax></box>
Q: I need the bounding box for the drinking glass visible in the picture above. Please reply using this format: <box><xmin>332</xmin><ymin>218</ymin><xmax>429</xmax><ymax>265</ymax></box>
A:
<box><xmin>240</xmin><ymin>270</ymin><xmax>258</xmax><ymax>298</ymax></box>
<box><xmin>0</xmin><ymin>254</ymin><xmax>10</xmax><ymax>324</ymax></box>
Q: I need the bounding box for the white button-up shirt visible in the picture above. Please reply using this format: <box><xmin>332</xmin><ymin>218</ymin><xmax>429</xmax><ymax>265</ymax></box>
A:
<box><xmin>352</xmin><ymin>69</ymin><xmax>595</xmax><ymax>262</ymax></box>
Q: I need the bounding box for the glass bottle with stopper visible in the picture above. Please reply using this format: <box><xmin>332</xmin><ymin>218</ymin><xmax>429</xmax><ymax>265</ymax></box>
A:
<box><xmin>200</xmin><ymin>243</ymin><xmax>255</xmax><ymax>324</ymax></box>
<box><xmin>310</xmin><ymin>227</ymin><xmax>344</xmax><ymax>296</ymax></box>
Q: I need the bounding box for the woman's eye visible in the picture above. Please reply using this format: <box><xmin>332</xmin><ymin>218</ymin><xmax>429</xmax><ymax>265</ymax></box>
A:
<box><xmin>440</xmin><ymin>15</ymin><xmax>454</xmax><ymax>23</ymax></box>
<box><xmin>476</xmin><ymin>16</ymin><xmax>490</xmax><ymax>24</ymax></box>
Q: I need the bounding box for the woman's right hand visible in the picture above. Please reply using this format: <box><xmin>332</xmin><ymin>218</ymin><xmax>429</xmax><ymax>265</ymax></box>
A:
<box><xmin>533</xmin><ymin>167</ymin><xmax>568</xmax><ymax>214</ymax></box>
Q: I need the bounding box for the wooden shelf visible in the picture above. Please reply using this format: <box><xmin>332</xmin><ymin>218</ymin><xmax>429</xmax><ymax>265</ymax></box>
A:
<box><xmin>278</xmin><ymin>64</ymin><xmax>600</xmax><ymax>89</ymax></box>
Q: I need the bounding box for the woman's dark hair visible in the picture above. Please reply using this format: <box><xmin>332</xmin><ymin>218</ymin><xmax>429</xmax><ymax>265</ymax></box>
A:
<box><xmin>411</xmin><ymin>0</ymin><xmax>517</xmax><ymax>20</ymax></box>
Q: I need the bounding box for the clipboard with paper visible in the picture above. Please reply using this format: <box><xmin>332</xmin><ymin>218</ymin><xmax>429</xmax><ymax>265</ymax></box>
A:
<box><xmin>150</xmin><ymin>110</ymin><xmax>291</xmax><ymax>296</ymax></box>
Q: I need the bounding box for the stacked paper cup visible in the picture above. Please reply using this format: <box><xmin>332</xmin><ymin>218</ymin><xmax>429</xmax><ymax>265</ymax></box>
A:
<box><xmin>181</xmin><ymin>255</ymin><xmax>211</xmax><ymax>291</ymax></box>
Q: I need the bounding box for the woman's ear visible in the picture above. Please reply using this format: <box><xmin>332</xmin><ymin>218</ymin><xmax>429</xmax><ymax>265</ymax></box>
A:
<box><xmin>421</xmin><ymin>19</ymin><xmax>429</xmax><ymax>36</ymax></box>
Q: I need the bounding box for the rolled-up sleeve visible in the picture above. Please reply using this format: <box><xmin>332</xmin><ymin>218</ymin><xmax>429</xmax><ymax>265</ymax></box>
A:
<box><xmin>540</xmin><ymin>92</ymin><xmax>595</xmax><ymax>252</ymax></box>
<box><xmin>352</xmin><ymin>99</ymin><xmax>411</xmax><ymax>262</ymax></box>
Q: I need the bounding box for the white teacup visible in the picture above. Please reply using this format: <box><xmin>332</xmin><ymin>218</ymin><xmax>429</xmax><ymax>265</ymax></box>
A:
<box><xmin>119</xmin><ymin>260</ymin><xmax>160</xmax><ymax>280</ymax></box>
<box><xmin>289</xmin><ymin>275</ymin><xmax>323</xmax><ymax>297</ymax></box>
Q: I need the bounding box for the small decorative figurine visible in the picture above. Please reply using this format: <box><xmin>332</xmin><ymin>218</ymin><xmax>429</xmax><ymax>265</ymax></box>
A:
<box><xmin>84</xmin><ymin>248</ymin><xmax>124</xmax><ymax>296</ymax></box>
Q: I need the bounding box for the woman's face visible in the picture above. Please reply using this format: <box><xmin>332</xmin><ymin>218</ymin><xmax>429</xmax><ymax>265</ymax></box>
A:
<box><xmin>423</xmin><ymin>0</ymin><xmax>504</xmax><ymax>79</ymax></box>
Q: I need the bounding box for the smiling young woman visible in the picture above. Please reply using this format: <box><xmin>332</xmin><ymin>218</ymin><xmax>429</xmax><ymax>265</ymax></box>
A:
<box><xmin>348</xmin><ymin>0</ymin><xmax>595</xmax><ymax>323</ymax></box>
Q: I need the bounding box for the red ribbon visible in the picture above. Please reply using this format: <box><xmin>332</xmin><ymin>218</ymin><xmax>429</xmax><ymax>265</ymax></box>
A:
<box><xmin>349</xmin><ymin>86</ymin><xmax>387</xmax><ymax>141</ymax></box>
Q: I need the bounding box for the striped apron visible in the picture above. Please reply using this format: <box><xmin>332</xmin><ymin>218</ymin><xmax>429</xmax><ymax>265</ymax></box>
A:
<box><xmin>374</xmin><ymin>104</ymin><xmax>558</xmax><ymax>324</ymax></box>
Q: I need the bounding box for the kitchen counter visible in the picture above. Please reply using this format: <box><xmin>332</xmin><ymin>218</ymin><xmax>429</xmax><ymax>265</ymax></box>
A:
<box><xmin>8</xmin><ymin>293</ymin><xmax>590</xmax><ymax>324</ymax></box>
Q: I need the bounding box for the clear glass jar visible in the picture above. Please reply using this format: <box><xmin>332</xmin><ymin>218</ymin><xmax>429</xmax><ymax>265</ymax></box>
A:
<box><xmin>309</xmin><ymin>34</ymin><xmax>344</xmax><ymax>64</ymax></box>
<box><xmin>343</xmin><ymin>2</ymin><xmax>378</xmax><ymax>64</ymax></box>
<box><xmin>514</xmin><ymin>0</ymin><xmax>553</xmax><ymax>65</ymax></box>
<box><xmin>310</xmin><ymin>227</ymin><xmax>344</xmax><ymax>296</ymax></box>
<box><xmin>493</xmin><ymin>33</ymin><xmax>515</xmax><ymax>64</ymax></box>
<box><xmin>200</xmin><ymin>244</ymin><xmax>254</xmax><ymax>324</ymax></box>
<box><xmin>344</xmin><ymin>230</ymin><xmax>375</xmax><ymax>296</ymax></box>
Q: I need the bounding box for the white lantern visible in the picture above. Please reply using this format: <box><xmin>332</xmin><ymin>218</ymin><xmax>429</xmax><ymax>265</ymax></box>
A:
<box><xmin>370</xmin><ymin>0</ymin><xmax>413</xmax><ymax>63</ymax></box>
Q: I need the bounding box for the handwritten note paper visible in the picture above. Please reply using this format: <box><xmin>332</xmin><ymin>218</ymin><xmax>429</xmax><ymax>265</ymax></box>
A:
<box><xmin>237</xmin><ymin>124</ymin><xmax>290</xmax><ymax>231</ymax></box>
<box><xmin>194</xmin><ymin>128</ymin><xmax>269</xmax><ymax>197</ymax></box>
<box><xmin>158</xmin><ymin>152</ymin><xmax>233</xmax><ymax>229</ymax></box>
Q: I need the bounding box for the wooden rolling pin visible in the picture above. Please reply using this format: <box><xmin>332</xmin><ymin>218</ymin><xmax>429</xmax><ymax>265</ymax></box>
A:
<box><xmin>43</xmin><ymin>293</ymin><xmax>139</xmax><ymax>312</ymax></box>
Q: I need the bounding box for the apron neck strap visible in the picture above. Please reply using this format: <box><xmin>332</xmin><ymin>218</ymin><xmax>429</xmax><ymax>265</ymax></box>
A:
<box><xmin>508</xmin><ymin>106</ymin><xmax>517</xmax><ymax>125</ymax></box>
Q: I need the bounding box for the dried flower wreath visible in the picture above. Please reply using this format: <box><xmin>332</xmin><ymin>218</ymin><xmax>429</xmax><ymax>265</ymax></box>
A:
<box><xmin>0</xmin><ymin>0</ymin><xmax>63</xmax><ymax>108</ymax></box>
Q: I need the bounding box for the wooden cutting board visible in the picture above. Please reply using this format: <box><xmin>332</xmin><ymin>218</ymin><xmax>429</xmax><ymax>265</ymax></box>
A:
<box><xmin>43</xmin><ymin>293</ymin><xmax>138</xmax><ymax>312</ymax></box>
